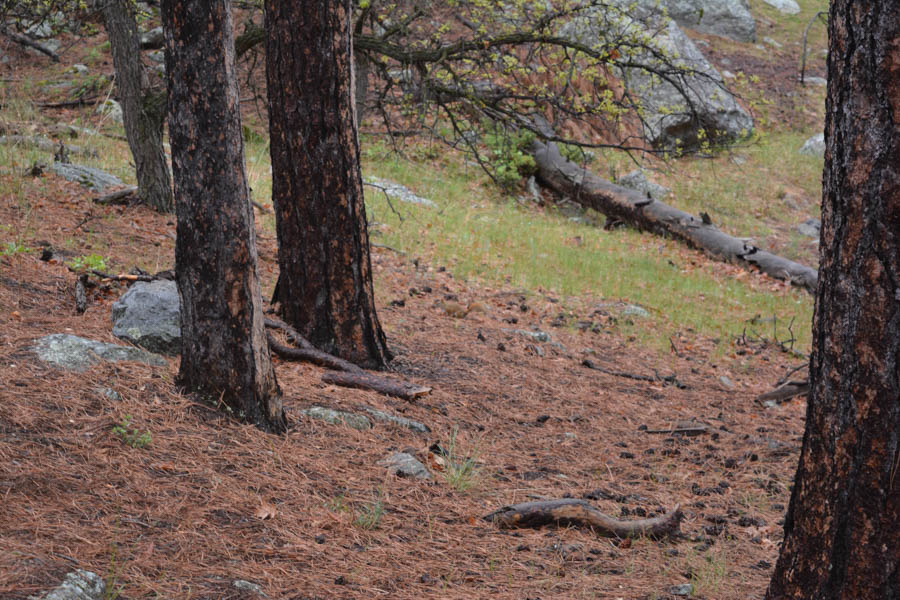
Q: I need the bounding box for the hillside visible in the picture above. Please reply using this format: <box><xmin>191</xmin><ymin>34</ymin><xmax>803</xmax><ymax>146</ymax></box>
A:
<box><xmin>2</xmin><ymin>2</ymin><xmax>827</xmax><ymax>599</ymax></box>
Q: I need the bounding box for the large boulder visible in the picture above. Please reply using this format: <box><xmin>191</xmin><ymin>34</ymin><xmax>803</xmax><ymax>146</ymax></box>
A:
<box><xmin>50</xmin><ymin>163</ymin><xmax>124</xmax><ymax>192</ymax></box>
<box><xmin>562</xmin><ymin>3</ymin><xmax>753</xmax><ymax>150</ymax></box>
<box><xmin>636</xmin><ymin>0</ymin><xmax>756</xmax><ymax>42</ymax></box>
<box><xmin>112</xmin><ymin>280</ymin><xmax>182</xmax><ymax>356</ymax></box>
<box><xmin>762</xmin><ymin>0</ymin><xmax>800</xmax><ymax>15</ymax></box>
<box><xmin>33</xmin><ymin>334</ymin><xmax>167</xmax><ymax>372</ymax></box>
<box><xmin>799</xmin><ymin>133</ymin><xmax>825</xmax><ymax>158</ymax></box>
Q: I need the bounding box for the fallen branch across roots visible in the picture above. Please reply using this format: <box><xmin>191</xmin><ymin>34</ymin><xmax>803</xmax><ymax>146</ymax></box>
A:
<box><xmin>265</xmin><ymin>318</ymin><xmax>431</xmax><ymax>400</ymax></box>
<box><xmin>484</xmin><ymin>499</ymin><xmax>683</xmax><ymax>539</ymax></box>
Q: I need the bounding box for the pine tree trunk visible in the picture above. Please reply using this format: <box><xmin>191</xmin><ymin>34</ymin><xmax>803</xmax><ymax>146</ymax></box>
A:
<box><xmin>161</xmin><ymin>0</ymin><xmax>284</xmax><ymax>433</ymax></box>
<box><xmin>766</xmin><ymin>2</ymin><xmax>900</xmax><ymax>597</ymax></box>
<box><xmin>265</xmin><ymin>0</ymin><xmax>390</xmax><ymax>369</ymax></box>
<box><xmin>103</xmin><ymin>0</ymin><xmax>173</xmax><ymax>213</ymax></box>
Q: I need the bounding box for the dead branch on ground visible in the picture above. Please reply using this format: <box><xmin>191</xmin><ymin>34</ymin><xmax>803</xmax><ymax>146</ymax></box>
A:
<box><xmin>484</xmin><ymin>499</ymin><xmax>682</xmax><ymax>539</ymax></box>
<box><xmin>264</xmin><ymin>318</ymin><xmax>431</xmax><ymax>400</ymax></box>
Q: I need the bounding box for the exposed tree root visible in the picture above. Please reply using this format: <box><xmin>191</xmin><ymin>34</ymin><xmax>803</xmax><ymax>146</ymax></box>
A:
<box><xmin>265</xmin><ymin>318</ymin><xmax>431</xmax><ymax>400</ymax></box>
<box><xmin>484</xmin><ymin>499</ymin><xmax>683</xmax><ymax>539</ymax></box>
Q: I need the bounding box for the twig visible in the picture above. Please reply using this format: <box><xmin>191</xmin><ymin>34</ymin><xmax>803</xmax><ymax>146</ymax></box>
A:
<box><xmin>777</xmin><ymin>363</ymin><xmax>808</xmax><ymax>386</ymax></box>
<box><xmin>363</xmin><ymin>181</ymin><xmax>404</xmax><ymax>222</ymax></box>
<box><xmin>371</xmin><ymin>242</ymin><xmax>406</xmax><ymax>255</ymax></box>
<box><xmin>799</xmin><ymin>11</ymin><xmax>828</xmax><ymax>85</ymax></box>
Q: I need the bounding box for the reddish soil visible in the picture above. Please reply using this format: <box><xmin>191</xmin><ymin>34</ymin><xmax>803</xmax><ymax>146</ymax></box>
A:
<box><xmin>0</xmin><ymin>22</ymin><xmax>811</xmax><ymax>600</ymax></box>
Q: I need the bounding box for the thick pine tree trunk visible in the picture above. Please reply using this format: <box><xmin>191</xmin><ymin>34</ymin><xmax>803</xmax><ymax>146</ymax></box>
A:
<box><xmin>103</xmin><ymin>0</ymin><xmax>173</xmax><ymax>213</ymax></box>
<box><xmin>766</xmin><ymin>2</ymin><xmax>900</xmax><ymax>598</ymax></box>
<box><xmin>265</xmin><ymin>0</ymin><xmax>390</xmax><ymax>369</ymax></box>
<box><xmin>161</xmin><ymin>0</ymin><xmax>285</xmax><ymax>433</ymax></box>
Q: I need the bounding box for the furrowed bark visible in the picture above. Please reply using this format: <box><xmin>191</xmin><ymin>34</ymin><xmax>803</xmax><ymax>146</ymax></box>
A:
<box><xmin>103</xmin><ymin>0</ymin><xmax>173</xmax><ymax>213</ymax></box>
<box><xmin>765</xmin><ymin>1</ymin><xmax>900</xmax><ymax>597</ymax></box>
<box><xmin>163</xmin><ymin>0</ymin><xmax>284</xmax><ymax>433</ymax></box>
<box><xmin>265</xmin><ymin>0</ymin><xmax>390</xmax><ymax>368</ymax></box>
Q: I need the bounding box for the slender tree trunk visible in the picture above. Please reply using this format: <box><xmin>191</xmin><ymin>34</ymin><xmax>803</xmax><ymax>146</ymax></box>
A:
<box><xmin>162</xmin><ymin>0</ymin><xmax>285</xmax><ymax>433</ymax></box>
<box><xmin>103</xmin><ymin>0</ymin><xmax>173</xmax><ymax>213</ymax></box>
<box><xmin>265</xmin><ymin>0</ymin><xmax>390</xmax><ymax>369</ymax></box>
<box><xmin>766</xmin><ymin>2</ymin><xmax>900</xmax><ymax>598</ymax></box>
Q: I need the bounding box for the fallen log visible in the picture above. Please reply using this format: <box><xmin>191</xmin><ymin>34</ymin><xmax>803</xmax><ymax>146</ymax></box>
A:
<box><xmin>756</xmin><ymin>380</ymin><xmax>810</xmax><ymax>405</ymax></box>
<box><xmin>531</xmin><ymin>137</ymin><xmax>818</xmax><ymax>294</ymax></box>
<box><xmin>0</xmin><ymin>27</ymin><xmax>60</xmax><ymax>62</ymax></box>
<box><xmin>74</xmin><ymin>274</ymin><xmax>88</xmax><ymax>314</ymax></box>
<box><xmin>484</xmin><ymin>499</ymin><xmax>682</xmax><ymax>539</ymax></box>
<box><xmin>321</xmin><ymin>370</ymin><xmax>432</xmax><ymax>401</ymax></box>
<box><xmin>0</xmin><ymin>135</ymin><xmax>98</xmax><ymax>158</ymax></box>
<box><xmin>93</xmin><ymin>186</ymin><xmax>138</xmax><ymax>206</ymax></box>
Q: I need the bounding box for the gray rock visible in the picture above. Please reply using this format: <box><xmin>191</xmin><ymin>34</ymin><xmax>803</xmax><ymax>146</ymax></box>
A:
<box><xmin>147</xmin><ymin>50</ymin><xmax>165</xmax><ymax>64</ymax></box>
<box><xmin>96</xmin><ymin>98</ymin><xmax>123</xmax><ymax>125</ymax></box>
<box><xmin>379</xmin><ymin>452</ymin><xmax>432</xmax><ymax>480</ymax></box>
<box><xmin>508</xmin><ymin>329</ymin><xmax>551</xmax><ymax>343</ymax></box>
<box><xmin>50</xmin><ymin>162</ymin><xmax>124</xmax><ymax>192</ymax></box>
<box><xmin>41</xmin><ymin>39</ymin><xmax>62</xmax><ymax>55</ymax></box>
<box><xmin>300</xmin><ymin>406</ymin><xmax>372</xmax><ymax>430</ymax></box>
<box><xmin>25</xmin><ymin>21</ymin><xmax>54</xmax><ymax>39</ymax></box>
<box><xmin>232</xmin><ymin>580</ymin><xmax>267</xmax><ymax>597</ymax></box>
<box><xmin>33</xmin><ymin>334</ymin><xmax>167</xmax><ymax>372</ymax></box>
<box><xmin>37</xmin><ymin>570</ymin><xmax>105</xmax><ymax>600</ymax></box>
<box><xmin>623</xmin><ymin>305</ymin><xmax>650</xmax><ymax>318</ymax></box>
<box><xmin>112</xmin><ymin>280</ymin><xmax>182</xmax><ymax>356</ymax></box>
<box><xmin>719</xmin><ymin>375</ymin><xmax>736</xmax><ymax>389</ymax></box>
<box><xmin>799</xmin><ymin>133</ymin><xmax>825</xmax><ymax>158</ymax></box>
<box><xmin>140</xmin><ymin>26</ymin><xmax>165</xmax><ymax>49</ymax></box>
<box><xmin>802</xmin><ymin>76</ymin><xmax>827</xmax><ymax>86</ymax></box>
<box><xmin>617</xmin><ymin>169</ymin><xmax>670</xmax><ymax>200</ymax></box>
<box><xmin>763</xmin><ymin>36</ymin><xmax>783</xmax><ymax>48</ymax></box>
<box><xmin>562</xmin><ymin>5</ymin><xmax>753</xmax><ymax>150</ymax></box>
<box><xmin>364</xmin><ymin>176</ymin><xmax>437</xmax><ymax>208</ymax></box>
<box><xmin>68</xmin><ymin>64</ymin><xmax>89</xmax><ymax>74</ymax></box>
<box><xmin>796</xmin><ymin>218</ymin><xmax>821</xmax><ymax>238</ymax></box>
<box><xmin>669</xmin><ymin>583</ymin><xmax>694</xmax><ymax>596</ymax></box>
<box><xmin>363</xmin><ymin>407</ymin><xmax>430</xmax><ymax>433</ymax></box>
<box><xmin>661</xmin><ymin>0</ymin><xmax>756</xmax><ymax>42</ymax></box>
<box><xmin>763</xmin><ymin>0</ymin><xmax>800</xmax><ymax>15</ymax></box>
<box><xmin>96</xmin><ymin>387</ymin><xmax>123</xmax><ymax>401</ymax></box>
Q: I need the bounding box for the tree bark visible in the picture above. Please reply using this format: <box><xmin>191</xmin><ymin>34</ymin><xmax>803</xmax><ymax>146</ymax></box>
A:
<box><xmin>766</xmin><ymin>2</ymin><xmax>900</xmax><ymax>598</ymax></box>
<box><xmin>103</xmin><ymin>0</ymin><xmax>173</xmax><ymax>213</ymax></box>
<box><xmin>162</xmin><ymin>0</ymin><xmax>285</xmax><ymax>433</ymax></box>
<box><xmin>265</xmin><ymin>0</ymin><xmax>390</xmax><ymax>369</ymax></box>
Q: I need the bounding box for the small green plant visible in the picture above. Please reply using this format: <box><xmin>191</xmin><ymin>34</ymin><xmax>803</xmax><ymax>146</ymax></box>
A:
<box><xmin>68</xmin><ymin>253</ymin><xmax>109</xmax><ymax>272</ymax></box>
<box><xmin>326</xmin><ymin>494</ymin><xmax>349</xmax><ymax>513</ymax></box>
<box><xmin>442</xmin><ymin>427</ymin><xmax>481</xmax><ymax>491</ymax></box>
<box><xmin>112</xmin><ymin>415</ymin><xmax>152</xmax><ymax>449</ymax></box>
<box><xmin>483</xmin><ymin>126</ymin><xmax>537</xmax><ymax>189</ymax></box>
<box><xmin>1</xmin><ymin>241</ymin><xmax>30</xmax><ymax>257</ymax></box>
<box><xmin>354</xmin><ymin>500</ymin><xmax>384</xmax><ymax>530</ymax></box>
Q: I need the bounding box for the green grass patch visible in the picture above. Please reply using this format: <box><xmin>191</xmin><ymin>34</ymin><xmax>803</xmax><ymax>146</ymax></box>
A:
<box><xmin>362</xmin><ymin>138</ymin><xmax>813</xmax><ymax>353</ymax></box>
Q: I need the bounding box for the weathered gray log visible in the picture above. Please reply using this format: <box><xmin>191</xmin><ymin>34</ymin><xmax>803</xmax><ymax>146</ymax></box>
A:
<box><xmin>75</xmin><ymin>274</ymin><xmax>88</xmax><ymax>314</ymax></box>
<box><xmin>0</xmin><ymin>26</ymin><xmax>60</xmax><ymax>62</ymax></box>
<box><xmin>484</xmin><ymin>499</ymin><xmax>683</xmax><ymax>539</ymax></box>
<box><xmin>321</xmin><ymin>370</ymin><xmax>432</xmax><ymax>401</ymax></box>
<box><xmin>531</xmin><ymin>138</ymin><xmax>819</xmax><ymax>293</ymax></box>
<box><xmin>0</xmin><ymin>135</ymin><xmax>98</xmax><ymax>158</ymax></box>
<box><xmin>93</xmin><ymin>186</ymin><xmax>138</xmax><ymax>205</ymax></box>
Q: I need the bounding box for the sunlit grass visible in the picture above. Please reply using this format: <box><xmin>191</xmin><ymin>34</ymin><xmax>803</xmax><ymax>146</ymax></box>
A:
<box><xmin>361</xmin><ymin>138</ymin><xmax>813</xmax><ymax>353</ymax></box>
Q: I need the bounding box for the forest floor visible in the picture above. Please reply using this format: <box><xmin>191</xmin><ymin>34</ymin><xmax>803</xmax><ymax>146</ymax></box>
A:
<box><xmin>1</xmin><ymin>3</ymin><xmax>825</xmax><ymax>599</ymax></box>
